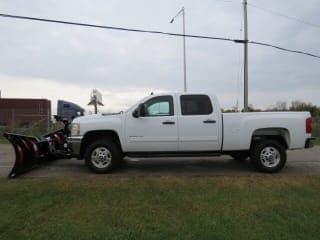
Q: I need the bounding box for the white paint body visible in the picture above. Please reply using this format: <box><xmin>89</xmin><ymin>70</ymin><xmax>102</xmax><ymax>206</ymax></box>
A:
<box><xmin>72</xmin><ymin>93</ymin><xmax>311</xmax><ymax>153</ymax></box>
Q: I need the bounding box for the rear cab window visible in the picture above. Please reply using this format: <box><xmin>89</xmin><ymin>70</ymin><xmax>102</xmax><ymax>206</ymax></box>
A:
<box><xmin>180</xmin><ymin>94</ymin><xmax>213</xmax><ymax>115</ymax></box>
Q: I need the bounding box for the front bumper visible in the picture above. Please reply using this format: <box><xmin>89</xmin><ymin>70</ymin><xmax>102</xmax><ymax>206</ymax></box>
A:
<box><xmin>67</xmin><ymin>136</ymin><xmax>83</xmax><ymax>156</ymax></box>
<box><xmin>305</xmin><ymin>138</ymin><xmax>316</xmax><ymax>148</ymax></box>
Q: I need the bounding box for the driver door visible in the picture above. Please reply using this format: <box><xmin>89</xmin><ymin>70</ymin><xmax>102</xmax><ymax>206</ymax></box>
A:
<box><xmin>125</xmin><ymin>95</ymin><xmax>178</xmax><ymax>152</ymax></box>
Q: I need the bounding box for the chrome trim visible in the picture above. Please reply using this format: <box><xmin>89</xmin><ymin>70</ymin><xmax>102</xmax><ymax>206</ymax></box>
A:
<box><xmin>67</xmin><ymin>136</ymin><xmax>83</xmax><ymax>156</ymax></box>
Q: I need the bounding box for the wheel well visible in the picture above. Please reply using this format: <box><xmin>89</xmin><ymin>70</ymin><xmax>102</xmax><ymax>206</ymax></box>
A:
<box><xmin>251</xmin><ymin>128</ymin><xmax>290</xmax><ymax>149</ymax></box>
<box><xmin>80</xmin><ymin>130</ymin><xmax>122</xmax><ymax>158</ymax></box>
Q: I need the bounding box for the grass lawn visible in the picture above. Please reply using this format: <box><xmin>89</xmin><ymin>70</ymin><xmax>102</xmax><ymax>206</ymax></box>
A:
<box><xmin>315</xmin><ymin>137</ymin><xmax>320</xmax><ymax>145</ymax></box>
<box><xmin>0</xmin><ymin>138</ymin><xmax>8</xmax><ymax>144</ymax></box>
<box><xmin>0</xmin><ymin>176</ymin><xmax>319</xmax><ymax>240</ymax></box>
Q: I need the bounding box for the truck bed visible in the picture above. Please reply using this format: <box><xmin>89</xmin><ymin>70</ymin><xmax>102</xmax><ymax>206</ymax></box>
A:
<box><xmin>222</xmin><ymin>111</ymin><xmax>311</xmax><ymax>151</ymax></box>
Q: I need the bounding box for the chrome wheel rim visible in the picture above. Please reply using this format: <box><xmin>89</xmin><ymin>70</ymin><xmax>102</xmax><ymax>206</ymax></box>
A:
<box><xmin>91</xmin><ymin>147</ymin><xmax>112</xmax><ymax>169</ymax></box>
<box><xmin>260</xmin><ymin>146</ymin><xmax>281</xmax><ymax>168</ymax></box>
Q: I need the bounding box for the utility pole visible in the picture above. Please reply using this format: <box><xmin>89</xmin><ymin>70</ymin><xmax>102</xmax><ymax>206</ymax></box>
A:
<box><xmin>243</xmin><ymin>0</ymin><xmax>249</xmax><ymax>112</ymax></box>
<box><xmin>182</xmin><ymin>7</ymin><xmax>187</xmax><ymax>92</ymax></box>
<box><xmin>170</xmin><ymin>7</ymin><xmax>187</xmax><ymax>92</ymax></box>
<box><xmin>93</xmin><ymin>96</ymin><xmax>98</xmax><ymax>114</ymax></box>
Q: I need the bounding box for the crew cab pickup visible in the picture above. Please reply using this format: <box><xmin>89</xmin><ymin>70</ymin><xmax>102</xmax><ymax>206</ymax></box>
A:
<box><xmin>68</xmin><ymin>93</ymin><xmax>314</xmax><ymax>173</ymax></box>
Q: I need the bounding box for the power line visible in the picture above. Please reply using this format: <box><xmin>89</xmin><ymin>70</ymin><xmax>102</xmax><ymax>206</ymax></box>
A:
<box><xmin>248</xmin><ymin>3</ymin><xmax>320</xmax><ymax>29</ymax></box>
<box><xmin>249</xmin><ymin>41</ymin><xmax>320</xmax><ymax>59</ymax></box>
<box><xmin>0</xmin><ymin>13</ymin><xmax>319</xmax><ymax>59</ymax></box>
<box><xmin>0</xmin><ymin>13</ymin><xmax>234</xmax><ymax>42</ymax></box>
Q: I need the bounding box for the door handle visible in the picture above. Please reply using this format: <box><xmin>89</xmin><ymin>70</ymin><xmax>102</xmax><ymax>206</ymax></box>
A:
<box><xmin>162</xmin><ymin>120</ymin><xmax>175</xmax><ymax>125</ymax></box>
<box><xmin>203</xmin><ymin>119</ymin><xmax>216</xmax><ymax>124</ymax></box>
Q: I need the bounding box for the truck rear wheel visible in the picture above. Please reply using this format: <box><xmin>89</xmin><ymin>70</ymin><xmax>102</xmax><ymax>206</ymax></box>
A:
<box><xmin>250</xmin><ymin>139</ymin><xmax>286</xmax><ymax>173</ymax></box>
<box><xmin>84</xmin><ymin>139</ymin><xmax>122</xmax><ymax>173</ymax></box>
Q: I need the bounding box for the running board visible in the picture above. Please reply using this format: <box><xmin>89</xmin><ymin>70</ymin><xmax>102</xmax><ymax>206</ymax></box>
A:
<box><xmin>126</xmin><ymin>151</ymin><xmax>222</xmax><ymax>158</ymax></box>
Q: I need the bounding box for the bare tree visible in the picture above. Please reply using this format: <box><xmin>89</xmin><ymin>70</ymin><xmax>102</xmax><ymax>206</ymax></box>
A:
<box><xmin>275</xmin><ymin>101</ymin><xmax>287</xmax><ymax>111</ymax></box>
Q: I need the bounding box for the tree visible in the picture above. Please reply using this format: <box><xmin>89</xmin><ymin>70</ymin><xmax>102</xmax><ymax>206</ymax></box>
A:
<box><xmin>275</xmin><ymin>101</ymin><xmax>287</xmax><ymax>111</ymax></box>
<box><xmin>289</xmin><ymin>101</ymin><xmax>320</xmax><ymax>117</ymax></box>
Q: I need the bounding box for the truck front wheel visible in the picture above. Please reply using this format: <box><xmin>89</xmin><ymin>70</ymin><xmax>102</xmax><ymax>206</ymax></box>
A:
<box><xmin>250</xmin><ymin>140</ymin><xmax>286</xmax><ymax>173</ymax></box>
<box><xmin>84</xmin><ymin>139</ymin><xmax>122</xmax><ymax>173</ymax></box>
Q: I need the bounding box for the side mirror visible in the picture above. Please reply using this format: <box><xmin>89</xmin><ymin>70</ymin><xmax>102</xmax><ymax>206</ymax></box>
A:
<box><xmin>132</xmin><ymin>109</ymin><xmax>139</xmax><ymax>118</ymax></box>
<box><xmin>132</xmin><ymin>103</ymin><xmax>145</xmax><ymax>118</ymax></box>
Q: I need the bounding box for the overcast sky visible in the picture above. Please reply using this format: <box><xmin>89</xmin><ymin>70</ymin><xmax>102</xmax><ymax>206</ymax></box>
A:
<box><xmin>0</xmin><ymin>0</ymin><xmax>319</xmax><ymax>113</ymax></box>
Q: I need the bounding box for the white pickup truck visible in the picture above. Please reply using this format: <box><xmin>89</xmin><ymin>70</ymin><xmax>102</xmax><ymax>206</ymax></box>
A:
<box><xmin>68</xmin><ymin>93</ymin><xmax>314</xmax><ymax>173</ymax></box>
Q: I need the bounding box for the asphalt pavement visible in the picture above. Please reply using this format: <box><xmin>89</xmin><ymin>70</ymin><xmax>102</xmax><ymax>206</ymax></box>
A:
<box><xmin>0</xmin><ymin>144</ymin><xmax>320</xmax><ymax>178</ymax></box>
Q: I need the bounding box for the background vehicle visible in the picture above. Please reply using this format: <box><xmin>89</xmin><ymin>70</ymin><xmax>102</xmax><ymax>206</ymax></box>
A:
<box><xmin>57</xmin><ymin>100</ymin><xmax>84</xmax><ymax>122</ymax></box>
<box><xmin>4</xmin><ymin>92</ymin><xmax>315</xmax><ymax>177</ymax></box>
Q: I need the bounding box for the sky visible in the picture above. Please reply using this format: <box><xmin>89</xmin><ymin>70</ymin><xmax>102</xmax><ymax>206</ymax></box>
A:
<box><xmin>0</xmin><ymin>0</ymin><xmax>319</xmax><ymax>113</ymax></box>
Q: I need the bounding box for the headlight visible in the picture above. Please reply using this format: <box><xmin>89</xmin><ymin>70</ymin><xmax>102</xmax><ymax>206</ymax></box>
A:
<box><xmin>71</xmin><ymin>123</ymin><xmax>80</xmax><ymax>136</ymax></box>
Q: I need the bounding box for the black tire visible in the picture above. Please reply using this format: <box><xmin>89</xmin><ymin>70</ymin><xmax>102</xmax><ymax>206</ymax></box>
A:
<box><xmin>250</xmin><ymin>139</ymin><xmax>286</xmax><ymax>173</ymax></box>
<box><xmin>230</xmin><ymin>152</ymin><xmax>249</xmax><ymax>161</ymax></box>
<box><xmin>84</xmin><ymin>139</ymin><xmax>122</xmax><ymax>174</ymax></box>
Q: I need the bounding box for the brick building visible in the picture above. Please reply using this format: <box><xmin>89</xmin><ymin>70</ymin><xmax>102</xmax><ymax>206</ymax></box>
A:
<box><xmin>0</xmin><ymin>98</ymin><xmax>51</xmax><ymax>130</ymax></box>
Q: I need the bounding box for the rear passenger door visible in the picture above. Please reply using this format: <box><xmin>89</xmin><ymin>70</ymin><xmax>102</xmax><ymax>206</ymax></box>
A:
<box><xmin>178</xmin><ymin>94</ymin><xmax>220</xmax><ymax>151</ymax></box>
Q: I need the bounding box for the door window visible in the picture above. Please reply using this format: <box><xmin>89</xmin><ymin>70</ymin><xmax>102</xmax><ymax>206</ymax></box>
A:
<box><xmin>144</xmin><ymin>96</ymin><xmax>174</xmax><ymax>117</ymax></box>
<box><xmin>180</xmin><ymin>95</ymin><xmax>213</xmax><ymax>115</ymax></box>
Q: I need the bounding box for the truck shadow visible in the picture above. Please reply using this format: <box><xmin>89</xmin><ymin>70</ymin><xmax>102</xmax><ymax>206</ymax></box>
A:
<box><xmin>115</xmin><ymin>157</ymin><xmax>258</xmax><ymax>176</ymax></box>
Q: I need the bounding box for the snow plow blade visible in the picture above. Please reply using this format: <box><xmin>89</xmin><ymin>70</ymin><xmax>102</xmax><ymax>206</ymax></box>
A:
<box><xmin>4</xmin><ymin>128</ymin><xmax>71</xmax><ymax>178</ymax></box>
